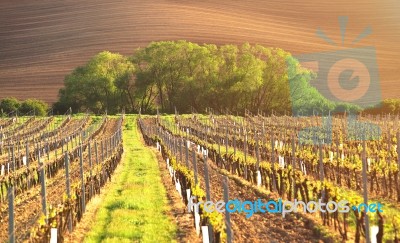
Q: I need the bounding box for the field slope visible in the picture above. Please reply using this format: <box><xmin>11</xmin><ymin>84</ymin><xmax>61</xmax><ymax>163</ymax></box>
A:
<box><xmin>0</xmin><ymin>0</ymin><xmax>399</xmax><ymax>102</ymax></box>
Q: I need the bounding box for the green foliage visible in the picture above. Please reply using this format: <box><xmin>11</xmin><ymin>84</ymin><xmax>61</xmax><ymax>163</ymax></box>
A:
<box><xmin>287</xmin><ymin>56</ymin><xmax>334</xmax><ymax>115</ymax></box>
<box><xmin>364</xmin><ymin>98</ymin><xmax>400</xmax><ymax>115</ymax></box>
<box><xmin>125</xmin><ymin>122</ymin><xmax>133</xmax><ymax>130</ymax></box>
<box><xmin>0</xmin><ymin>97</ymin><xmax>20</xmax><ymax>115</ymax></box>
<box><xmin>0</xmin><ymin>97</ymin><xmax>48</xmax><ymax>116</ymax></box>
<box><xmin>56</xmin><ymin>51</ymin><xmax>135</xmax><ymax>114</ymax></box>
<box><xmin>19</xmin><ymin>99</ymin><xmax>49</xmax><ymax>116</ymax></box>
<box><xmin>333</xmin><ymin>102</ymin><xmax>362</xmax><ymax>114</ymax></box>
<box><xmin>55</xmin><ymin>41</ymin><xmax>363</xmax><ymax>115</ymax></box>
<box><xmin>132</xmin><ymin>41</ymin><xmax>313</xmax><ymax>114</ymax></box>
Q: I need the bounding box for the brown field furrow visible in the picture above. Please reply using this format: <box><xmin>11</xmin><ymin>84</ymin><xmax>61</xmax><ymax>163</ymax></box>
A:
<box><xmin>0</xmin><ymin>0</ymin><xmax>399</xmax><ymax>103</ymax></box>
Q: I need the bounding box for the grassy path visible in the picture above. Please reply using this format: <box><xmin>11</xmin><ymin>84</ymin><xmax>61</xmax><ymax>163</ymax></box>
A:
<box><xmin>84</xmin><ymin>116</ymin><xmax>177</xmax><ymax>242</ymax></box>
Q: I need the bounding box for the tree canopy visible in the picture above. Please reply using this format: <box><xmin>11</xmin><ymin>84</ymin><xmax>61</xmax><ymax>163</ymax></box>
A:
<box><xmin>54</xmin><ymin>51</ymin><xmax>134</xmax><ymax>114</ymax></box>
<box><xmin>0</xmin><ymin>98</ymin><xmax>48</xmax><ymax>116</ymax></box>
<box><xmin>54</xmin><ymin>41</ymin><xmax>362</xmax><ymax>115</ymax></box>
<box><xmin>0</xmin><ymin>97</ymin><xmax>20</xmax><ymax>115</ymax></box>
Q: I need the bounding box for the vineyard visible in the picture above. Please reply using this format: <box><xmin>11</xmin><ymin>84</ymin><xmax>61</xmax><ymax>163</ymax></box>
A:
<box><xmin>0</xmin><ymin>114</ymin><xmax>123</xmax><ymax>242</ymax></box>
<box><xmin>1</xmin><ymin>1</ymin><xmax>399</xmax><ymax>242</ymax></box>
<box><xmin>1</xmin><ymin>112</ymin><xmax>400</xmax><ymax>242</ymax></box>
<box><xmin>139</xmin><ymin>113</ymin><xmax>400</xmax><ymax>242</ymax></box>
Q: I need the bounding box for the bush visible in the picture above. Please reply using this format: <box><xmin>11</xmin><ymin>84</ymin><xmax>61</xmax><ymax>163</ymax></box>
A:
<box><xmin>19</xmin><ymin>99</ymin><xmax>49</xmax><ymax>116</ymax></box>
<box><xmin>0</xmin><ymin>97</ymin><xmax>20</xmax><ymax>115</ymax></box>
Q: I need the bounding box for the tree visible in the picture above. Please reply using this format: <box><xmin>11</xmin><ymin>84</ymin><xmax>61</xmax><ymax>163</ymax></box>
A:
<box><xmin>55</xmin><ymin>41</ymin><xmax>364</xmax><ymax>115</ymax></box>
<box><xmin>19</xmin><ymin>99</ymin><xmax>48</xmax><ymax>116</ymax></box>
<box><xmin>56</xmin><ymin>51</ymin><xmax>135</xmax><ymax>114</ymax></box>
<box><xmin>0</xmin><ymin>97</ymin><xmax>20</xmax><ymax>116</ymax></box>
<box><xmin>287</xmin><ymin>55</ymin><xmax>336</xmax><ymax>116</ymax></box>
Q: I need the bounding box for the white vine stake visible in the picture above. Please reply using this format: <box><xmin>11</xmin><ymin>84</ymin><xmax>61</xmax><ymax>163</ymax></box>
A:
<box><xmin>194</xmin><ymin>208</ymin><xmax>201</xmax><ymax>235</ymax></box>
<box><xmin>50</xmin><ymin>228</ymin><xmax>57</xmax><ymax>243</ymax></box>
<box><xmin>201</xmin><ymin>226</ymin><xmax>210</xmax><ymax>243</ymax></box>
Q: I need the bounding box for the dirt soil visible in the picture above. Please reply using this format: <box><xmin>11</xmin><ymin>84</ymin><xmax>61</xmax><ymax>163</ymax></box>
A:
<box><xmin>0</xmin><ymin>118</ymin><xmax>120</xmax><ymax>241</ymax></box>
<box><xmin>1</xmin><ymin>0</ymin><xmax>399</xmax><ymax>102</ymax></box>
<box><xmin>192</xmin><ymin>151</ymin><xmax>324</xmax><ymax>242</ymax></box>
<box><xmin>145</xmin><ymin>130</ymin><xmax>328</xmax><ymax>242</ymax></box>
<box><xmin>155</xmin><ymin>149</ymin><xmax>202</xmax><ymax>243</ymax></box>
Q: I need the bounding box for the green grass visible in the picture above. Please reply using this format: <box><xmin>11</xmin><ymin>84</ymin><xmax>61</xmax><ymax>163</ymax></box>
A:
<box><xmin>85</xmin><ymin>115</ymin><xmax>177</xmax><ymax>243</ymax></box>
